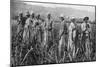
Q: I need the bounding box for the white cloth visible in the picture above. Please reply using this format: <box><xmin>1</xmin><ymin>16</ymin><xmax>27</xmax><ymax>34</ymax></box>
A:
<box><xmin>23</xmin><ymin>18</ymin><xmax>31</xmax><ymax>42</ymax></box>
<box><xmin>58</xmin><ymin>21</ymin><xmax>66</xmax><ymax>61</ymax></box>
<box><xmin>81</xmin><ymin>22</ymin><xmax>87</xmax><ymax>32</ymax></box>
<box><xmin>68</xmin><ymin>22</ymin><xmax>76</xmax><ymax>51</ymax></box>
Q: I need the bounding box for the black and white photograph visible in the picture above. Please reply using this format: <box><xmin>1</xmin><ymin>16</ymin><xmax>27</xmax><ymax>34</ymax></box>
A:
<box><xmin>10</xmin><ymin>0</ymin><xmax>96</xmax><ymax>67</ymax></box>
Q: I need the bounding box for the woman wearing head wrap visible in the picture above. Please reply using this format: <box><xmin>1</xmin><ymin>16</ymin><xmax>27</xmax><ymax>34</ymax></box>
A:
<box><xmin>58</xmin><ymin>14</ymin><xmax>67</xmax><ymax>63</ymax></box>
<box><xmin>67</xmin><ymin>18</ymin><xmax>76</xmax><ymax>61</ymax></box>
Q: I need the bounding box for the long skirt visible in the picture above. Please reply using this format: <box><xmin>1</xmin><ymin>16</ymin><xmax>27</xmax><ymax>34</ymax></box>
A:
<box><xmin>68</xmin><ymin>33</ymin><xmax>75</xmax><ymax>61</ymax></box>
<box><xmin>58</xmin><ymin>35</ymin><xmax>65</xmax><ymax>63</ymax></box>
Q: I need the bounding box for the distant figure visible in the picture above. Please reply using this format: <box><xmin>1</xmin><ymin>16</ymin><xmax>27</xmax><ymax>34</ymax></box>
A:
<box><xmin>36</xmin><ymin>14</ymin><xmax>43</xmax><ymax>44</ymax></box>
<box><xmin>29</xmin><ymin>12</ymin><xmax>36</xmax><ymax>44</ymax></box>
<box><xmin>68</xmin><ymin>18</ymin><xmax>76</xmax><ymax>61</ymax></box>
<box><xmin>58</xmin><ymin>14</ymin><xmax>66</xmax><ymax>63</ymax></box>
<box><xmin>74</xmin><ymin>24</ymin><xmax>82</xmax><ymax>57</ymax></box>
<box><xmin>81</xmin><ymin>16</ymin><xmax>91</xmax><ymax>60</ymax></box>
<box><xmin>43</xmin><ymin>13</ymin><xmax>53</xmax><ymax>49</ymax></box>
<box><xmin>17</xmin><ymin>13</ymin><xmax>25</xmax><ymax>35</ymax></box>
<box><xmin>23</xmin><ymin>12</ymin><xmax>31</xmax><ymax>44</ymax></box>
<box><xmin>17</xmin><ymin>12</ymin><xmax>27</xmax><ymax>43</ymax></box>
<box><xmin>47</xmin><ymin>13</ymin><xmax>54</xmax><ymax>51</ymax></box>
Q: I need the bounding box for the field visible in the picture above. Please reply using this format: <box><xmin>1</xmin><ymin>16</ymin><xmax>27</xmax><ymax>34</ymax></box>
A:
<box><xmin>11</xmin><ymin>18</ymin><xmax>96</xmax><ymax>66</ymax></box>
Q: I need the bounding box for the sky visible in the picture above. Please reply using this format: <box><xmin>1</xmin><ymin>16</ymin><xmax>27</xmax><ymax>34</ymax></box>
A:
<box><xmin>22</xmin><ymin>1</ymin><xmax>95</xmax><ymax>13</ymax></box>
<box><xmin>13</xmin><ymin>0</ymin><xmax>95</xmax><ymax>13</ymax></box>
